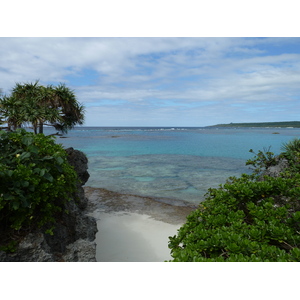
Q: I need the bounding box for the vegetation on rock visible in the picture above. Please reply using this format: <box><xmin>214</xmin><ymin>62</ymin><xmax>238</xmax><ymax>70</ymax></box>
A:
<box><xmin>0</xmin><ymin>129</ymin><xmax>78</xmax><ymax>252</ymax></box>
<box><xmin>168</xmin><ymin>138</ymin><xmax>300</xmax><ymax>262</ymax></box>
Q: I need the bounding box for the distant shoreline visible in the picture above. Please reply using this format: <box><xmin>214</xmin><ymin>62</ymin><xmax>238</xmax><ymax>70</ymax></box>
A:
<box><xmin>207</xmin><ymin>121</ymin><xmax>300</xmax><ymax>128</ymax></box>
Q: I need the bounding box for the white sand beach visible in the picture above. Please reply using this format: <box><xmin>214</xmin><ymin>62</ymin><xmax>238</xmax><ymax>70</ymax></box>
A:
<box><xmin>84</xmin><ymin>186</ymin><xmax>196</xmax><ymax>262</ymax></box>
<box><xmin>94</xmin><ymin>212</ymin><xmax>181</xmax><ymax>262</ymax></box>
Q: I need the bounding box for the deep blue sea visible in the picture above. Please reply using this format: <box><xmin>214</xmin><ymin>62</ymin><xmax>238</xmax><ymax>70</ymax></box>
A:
<box><xmin>46</xmin><ymin>126</ymin><xmax>300</xmax><ymax>205</ymax></box>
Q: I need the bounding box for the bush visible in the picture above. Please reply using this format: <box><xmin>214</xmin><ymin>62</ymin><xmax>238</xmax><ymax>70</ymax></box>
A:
<box><xmin>246</xmin><ymin>147</ymin><xmax>277</xmax><ymax>175</ymax></box>
<box><xmin>0</xmin><ymin>129</ymin><xmax>77</xmax><ymax>251</ymax></box>
<box><xmin>168</xmin><ymin>144</ymin><xmax>300</xmax><ymax>262</ymax></box>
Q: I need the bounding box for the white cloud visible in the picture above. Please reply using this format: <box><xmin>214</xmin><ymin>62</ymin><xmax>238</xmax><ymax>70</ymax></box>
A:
<box><xmin>1</xmin><ymin>37</ymin><xmax>300</xmax><ymax>126</ymax></box>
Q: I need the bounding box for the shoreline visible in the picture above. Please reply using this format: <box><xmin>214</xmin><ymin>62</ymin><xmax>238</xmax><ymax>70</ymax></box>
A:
<box><xmin>84</xmin><ymin>186</ymin><xmax>197</xmax><ymax>224</ymax></box>
<box><xmin>84</xmin><ymin>186</ymin><xmax>197</xmax><ymax>262</ymax></box>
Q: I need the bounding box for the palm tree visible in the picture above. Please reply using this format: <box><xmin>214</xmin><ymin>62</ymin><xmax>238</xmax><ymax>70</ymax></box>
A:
<box><xmin>0</xmin><ymin>95</ymin><xmax>24</xmax><ymax>131</ymax></box>
<box><xmin>281</xmin><ymin>138</ymin><xmax>300</xmax><ymax>155</ymax></box>
<box><xmin>8</xmin><ymin>81</ymin><xmax>45</xmax><ymax>133</ymax></box>
<box><xmin>0</xmin><ymin>81</ymin><xmax>85</xmax><ymax>134</ymax></box>
<box><xmin>38</xmin><ymin>83</ymin><xmax>85</xmax><ymax>134</ymax></box>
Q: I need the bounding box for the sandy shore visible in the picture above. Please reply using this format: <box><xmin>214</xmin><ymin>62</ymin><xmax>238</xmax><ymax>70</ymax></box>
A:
<box><xmin>84</xmin><ymin>186</ymin><xmax>197</xmax><ymax>262</ymax></box>
<box><xmin>94</xmin><ymin>212</ymin><xmax>181</xmax><ymax>262</ymax></box>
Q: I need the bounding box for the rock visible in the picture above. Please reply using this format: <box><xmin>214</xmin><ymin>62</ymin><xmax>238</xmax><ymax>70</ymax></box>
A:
<box><xmin>0</xmin><ymin>148</ymin><xmax>97</xmax><ymax>262</ymax></box>
<box><xmin>62</xmin><ymin>239</ymin><xmax>97</xmax><ymax>262</ymax></box>
<box><xmin>262</xmin><ymin>157</ymin><xmax>289</xmax><ymax>178</ymax></box>
<box><xmin>0</xmin><ymin>233</ymin><xmax>54</xmax><ymax>262</ymax></box>
<box><xmin>65</xmin><ymin>147</ymin><xmax>90</xmax><ymax>185</ymax></box>
<box><xmin>65</xmin><ymin>147</ymin><xmax>90</xmax><ymax>210</ymax></box>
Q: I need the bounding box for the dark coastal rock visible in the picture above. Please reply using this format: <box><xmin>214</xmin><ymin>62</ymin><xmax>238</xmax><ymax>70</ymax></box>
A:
<box><xmin>65</xmin><ymin>147</ymin><xmax>90</xmax><ymax>185</ymax></box>
<box><xmin>0</xmin><ymin>148</ymin><xmax>97</xmax><ymax>262</ymax></box>
<box><xmin>0</xmin><ymin>233</ymin><xmax>54</xmax><ymax>262</ymax></box>
<box><xmin>65</xmin><ymin>147</ymin><xmax>90</xmax><ymax>210</ymax></box>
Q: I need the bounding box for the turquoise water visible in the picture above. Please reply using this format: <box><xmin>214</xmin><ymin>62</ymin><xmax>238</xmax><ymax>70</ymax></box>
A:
<box><xmin>50</xmin><ymin>127</ymin><xmax>300</xmax><ymax>205</ymax></box>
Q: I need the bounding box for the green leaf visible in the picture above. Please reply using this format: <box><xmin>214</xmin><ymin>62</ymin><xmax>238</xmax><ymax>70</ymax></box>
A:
<box><xmin>33</xmin><ymin>167</ymin><xmax>41</xmax><ymax>174</ymax></box>
<box><xmin>12</xmin><ymin>201</ymin><xmax>19</xmax><ymax>210</ymax></box>
<box><xmin>3</xmin><ymin>193</ymin><xmax>14</xmax><ymax>201</ymax></box>
<box><xmin>55</xmin><ymin>156</ymin><xmax>64</xmax><ymax>165</ymax></box>
<box><xmin>6</xmin><ymin>170</ymin><xmax>13</xmax><ymax>177</ymax></box>
<box><xmin>19</xmin><ymin>152</ymin><xmax>31</xmax><ymax>160</ymax></box>
<box><xmin>43</xmin><ymin>172</ymin><xmax>53</xmax><ymax>182</ymax></box>
<box><xmin>22</xmin><ymin>136</ymin><xmax>33</xmax><ymax>146</ymax></box>
<box><xmin>42</xmin><ymin>156</ymin><xmax>54</xmax><ymax>160</ymax></box>
<box><xmin>22</xmin><ymin>181</ymin><xmax>29</xmax><ymax>188</ymax></box>
<box><xmin>28</xmin><ymin>145</ymin><xmax>39</xmax><ymax>154</ymax></box>
<box><xmin>39</xmin><ymin>169</ymin><xmax>46</xmax><ymax>176</ymax></box>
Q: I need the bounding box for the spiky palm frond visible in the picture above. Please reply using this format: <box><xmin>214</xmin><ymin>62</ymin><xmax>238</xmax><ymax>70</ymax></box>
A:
<box><xmin>281</xmin><ymin>138</ymin><xmax>300</xmax><ymax>154</ymax></box>
<box><xmin>0</xmin><ymin>95</ymin><xmax>25</xmax><ymax>130</ymax></box>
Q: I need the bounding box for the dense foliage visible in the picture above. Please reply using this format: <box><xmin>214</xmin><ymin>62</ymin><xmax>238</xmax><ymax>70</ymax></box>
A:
<box><xmin>168</xmin><ymin>139</ymin><xmax>300</xmax><ymax>262</ymax></box>
<box><xmin>0</xmin><ymin>129</ymin><xmax>78</xmax><ymax>251</ymax></box>
<box><xmin>0</xmin><ymin>81</ymin><xmax>85</xmax><ymax>134</ymax></box>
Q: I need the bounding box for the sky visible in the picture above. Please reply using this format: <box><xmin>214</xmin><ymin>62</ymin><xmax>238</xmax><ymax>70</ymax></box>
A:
<box><xmin>1</xmin><ymin>37</ymin><xmax>300</xmax><ymax>127</ymax></box>
<box><xmin>1</xmin><ymin>0</ymin><xmax>300</xmax><ymax>127</ymax></box>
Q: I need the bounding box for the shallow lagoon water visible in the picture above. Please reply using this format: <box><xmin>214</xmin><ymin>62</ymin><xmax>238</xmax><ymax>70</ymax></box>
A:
<box><xmin>54</xmin><ymin>126</ymin><xmax>300</xmax><ymax>205</ymax></box>
<box><xmin>86</xmin><ymin>154</ymin><xmax>248</xmax><ymax>203</ymax></box>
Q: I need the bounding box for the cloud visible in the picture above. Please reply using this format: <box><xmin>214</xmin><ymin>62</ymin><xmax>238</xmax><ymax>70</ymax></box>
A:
<box><xmin>1</xmin><ymin>37</ymin><xmax>300</xmax><ymax>126</ymax></box>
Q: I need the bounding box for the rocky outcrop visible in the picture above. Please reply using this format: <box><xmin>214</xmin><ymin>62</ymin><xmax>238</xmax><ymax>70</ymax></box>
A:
<box><xmin>261</xmin><ymin>157</ymin><xmax>289</xmax><ymax>179</ymax></box>
<box><xmin>0</xmin><ymin>147</ymin><xmax>97</xmax><ymax>262</ymax></box>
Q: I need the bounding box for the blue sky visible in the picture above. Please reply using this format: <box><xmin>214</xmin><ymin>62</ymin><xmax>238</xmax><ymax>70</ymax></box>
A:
<box><xmin>1</xmin><ymin>37</ymin><xmax>300</xmax><ymax>127</ymax></box>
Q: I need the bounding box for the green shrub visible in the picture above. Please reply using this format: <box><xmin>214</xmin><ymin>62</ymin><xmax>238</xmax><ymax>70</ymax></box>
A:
<box><xmin>246</xmin><ymin>147</ymin><xmax>277</xmax><ymax>175</ymax></box>
<box><xmin>168</xmin><ymin>144</ymin><xmax>300</xmax><ymax>262</ymax></box>
<box><xmin>0</xmin><ymin>129</ymin><xmax>77</xmax><ymax>251</ymax></box>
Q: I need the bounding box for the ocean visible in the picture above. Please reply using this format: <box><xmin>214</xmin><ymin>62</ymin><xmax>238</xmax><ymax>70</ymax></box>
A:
<box><xmin>48</xmin><ymin>126</ymin><xmax>300</xmax><ymax>205</ymax></box>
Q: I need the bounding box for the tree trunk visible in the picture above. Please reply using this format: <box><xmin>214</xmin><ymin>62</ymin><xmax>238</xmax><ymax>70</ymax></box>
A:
<box><xmin>32</xmin><ymin>121</ymin><xmax>38</xmax><ymax>134</ymax></box>
<box><xmin>38</xmin><ymin>122</ymin><xmax>44</xmax><ymax>134</ymax></box>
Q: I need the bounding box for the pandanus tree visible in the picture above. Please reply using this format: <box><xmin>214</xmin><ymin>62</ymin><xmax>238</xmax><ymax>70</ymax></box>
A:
<box><xmin>40</xmin><ymin>83</ymin><xmax>85</xmax><ymax>134</ymax></box>
<box><xmin>0</xmin><ymin>95</ymin><xmax>24</xmax><ymax>131</ymax></box>
<box><xmin>0</xmin><ymin>81</ymin><xmax>85</xmax><ymax>134</ymax></box>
